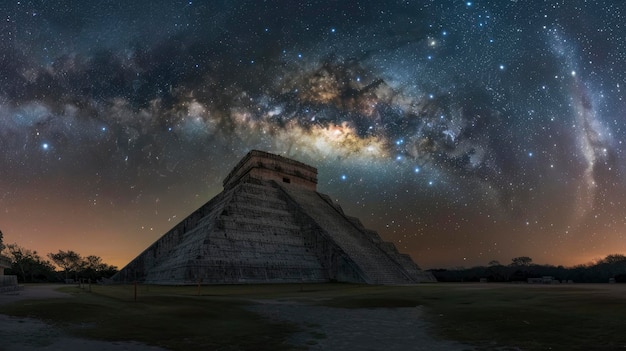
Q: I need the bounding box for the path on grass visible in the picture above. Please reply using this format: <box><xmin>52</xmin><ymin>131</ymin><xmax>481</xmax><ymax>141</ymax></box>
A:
<box><xmin>0</xmin><ymin>285</ymin><xmax>168</xmax><ymax>351</ymax></box>
<box><xmin>2</xmin><ymin>285</ymin><xmax>477</xmax><ymax>350</ymax></box>
<box><xmin>248</xmin><ymin>300</ymin><xmax>476</xmax><ymax>351</ymax></box>
<box><xmin>0</xmin><ymin>284</ymin><xmax>70</xmax><ymax>304</ymax></box>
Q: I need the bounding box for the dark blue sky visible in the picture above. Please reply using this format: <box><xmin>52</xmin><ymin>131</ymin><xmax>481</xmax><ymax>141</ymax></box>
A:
<box><xmin>1</xmin><ymin>0</ymin><xmax>625</xmax><ymax>268</ymax></box>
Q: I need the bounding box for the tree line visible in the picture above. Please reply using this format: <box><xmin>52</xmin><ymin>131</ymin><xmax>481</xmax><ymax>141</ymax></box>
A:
<box><xmin>431</xmin><ymin>255</ymin><xmax>626</xmax><ymax>283</ymax></box>
<box><xmin>1</xmin><ymin>241</ymin><xmax>118</xmax><ymax>283</ymax></box>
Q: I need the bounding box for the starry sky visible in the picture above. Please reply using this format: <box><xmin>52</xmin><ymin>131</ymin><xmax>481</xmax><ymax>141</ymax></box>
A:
<box><xmin>1</xmin><ymin>0</ymin><xmax>625</xmax><ymax>269</ymax></box>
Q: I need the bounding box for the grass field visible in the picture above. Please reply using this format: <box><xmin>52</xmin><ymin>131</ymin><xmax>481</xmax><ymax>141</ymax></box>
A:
<box><xmin>1</xmin><ymin>283</ymin><xmax>626</xmax><ymax>350</ymax></box>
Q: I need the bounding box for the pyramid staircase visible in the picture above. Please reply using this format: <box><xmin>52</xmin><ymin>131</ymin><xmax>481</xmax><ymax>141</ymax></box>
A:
<box><xmin>278</xmin><ymin>185</ymin><xmax>419</xmax><ymax>284</ymax></box>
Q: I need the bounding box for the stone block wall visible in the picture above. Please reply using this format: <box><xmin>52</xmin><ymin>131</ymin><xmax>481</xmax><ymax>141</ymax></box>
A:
<box><xmin>223</xmin><ymin>150</ymin><xmax>317</xmax><ymax>191</ymax></box>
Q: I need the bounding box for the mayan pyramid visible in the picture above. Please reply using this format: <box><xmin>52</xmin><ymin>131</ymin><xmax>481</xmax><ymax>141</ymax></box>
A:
<box><xmin>113</xmin><ymin>150</ymin><xmax>435</xmax><ymax>284</ymax></box>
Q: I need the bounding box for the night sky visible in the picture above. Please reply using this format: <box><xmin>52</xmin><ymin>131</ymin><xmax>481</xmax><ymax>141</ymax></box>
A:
<box><xmin>1</xmin><ymin>0</ymin><xmax>625</xmax><ymax>269</ymax></box>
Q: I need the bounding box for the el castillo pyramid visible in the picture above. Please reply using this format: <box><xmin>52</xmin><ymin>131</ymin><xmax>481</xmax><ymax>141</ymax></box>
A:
<box><xmin>113</xmin><ymin>150</ymin><xmax>435</xmax><ymax>284</ymax></box>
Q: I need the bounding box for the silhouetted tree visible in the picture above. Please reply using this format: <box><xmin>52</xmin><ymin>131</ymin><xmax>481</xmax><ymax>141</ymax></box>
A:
<box><xmin>82</xmin><ymin>255</ymin><xmax>118</xmax><ymax>280</ymax></box>
<box><xmin>5</xmin><ymin>244</ymin><xmax>56</xmax><ymax>282</ymax></box>
<box><xmin>48</xmin><ymin>250</ymin><xmax>82</xmax><ymax>281</ymax></box>
<box><xmin>486</xmin><ymin>260</ymin><xmax>509</xmax><ymax>282</ymax></box>
<box><xmin>511</xmin><ymin>256</ymin><xmax>533</xmax><ymax>266</ymax></box>
<box><xmin>6</xmin><ymin>244</ymin><xmax>36</xmax><ymax>282</ymax></box>
<box><xmin>601</xmin><ymin>254</ymin><xmax>626</xmax><ymax>265</ymax></box>
<box><xmin>433</xmin><ymin>253</ymin><xmax>626</xmax><ymax>283</ymax></box>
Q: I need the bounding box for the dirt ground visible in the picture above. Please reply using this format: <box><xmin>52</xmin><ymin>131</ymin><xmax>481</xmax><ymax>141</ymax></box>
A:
<box><xmin>248</xmin><ymin>301</ymin><xmax>474</xmax><ymax>351</ymax></box>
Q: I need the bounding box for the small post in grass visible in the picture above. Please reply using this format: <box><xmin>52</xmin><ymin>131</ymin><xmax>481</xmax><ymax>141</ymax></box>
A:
<box><xmin>197</xmin><ymin>277</ymin><xmax>202</xmax><ymax>296</ymax></box>
<box><xmin>134</xmin><ymin>281</ymin><xmax>137</xmax><ymax>302</ymax></box>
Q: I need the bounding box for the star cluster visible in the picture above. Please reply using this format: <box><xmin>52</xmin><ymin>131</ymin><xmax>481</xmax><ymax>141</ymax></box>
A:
<box><xmin>1</xmin><ymin>1</ymin><xmax>625</xmax><ymax>268</ymax></box>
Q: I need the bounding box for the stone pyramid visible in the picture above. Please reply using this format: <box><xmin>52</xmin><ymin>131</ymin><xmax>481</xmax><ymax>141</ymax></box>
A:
<box><xmin>113</xmin><ymin>150</ymin><xmax>435</xmax><ymax>285</ymax></box>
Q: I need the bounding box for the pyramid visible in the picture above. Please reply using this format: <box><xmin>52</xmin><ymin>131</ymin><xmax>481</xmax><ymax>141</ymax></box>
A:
<box><xmin>113</xmin><ymin>150</ymin><xmax>435</xmax><ymax>285</ymax></box>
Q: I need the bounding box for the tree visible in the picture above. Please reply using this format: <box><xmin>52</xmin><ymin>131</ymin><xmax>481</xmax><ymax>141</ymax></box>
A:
<box><xmin>601</xmin><ymin>254</ymin><xmax>626</xmax><ymax>265</ymax></box>
<box><xmin>486</xmin><ymin>260</ymin><xmax>509</xmax><ymax>282</ymax></box>
<box><xmin>5</xmin><ymin>244</ymin><xmax>56</xmax><ymax>282</ymax></box>
<box><xmin>82</xmin><ymin>255</ymin><xmax>118</xmax><ymax>280</ymax></box>
<box><xmin>47</xmin><ymin>251</ymin><xmax>117</xmax><ymax>282</ymax></box>
<box><xmin>511</xmin><ymin>256</ymin><xmax>533</xmax><ymax>266</ymax></box>
<box><xmin>48</xmin><ymin>250</ymin><xmax>82</xmax><ymax>281</ymax></box>
<box><xmin>6</xmin><ymin>244</ymin><xmax>36</xmax><ymax>282</ymax></box>
<box><xmin>0</xmin><ymin>229</ymin><xmax>5</xmax><ymax>252</ymax></box>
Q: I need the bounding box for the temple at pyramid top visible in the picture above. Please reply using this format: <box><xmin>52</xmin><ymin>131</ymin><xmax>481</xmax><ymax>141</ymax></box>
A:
<box><xmin>113</xmin><ymin>150</ymin><xmax>435</xmax><ymax>285</ymax></box>
<box><xmin>223</xmin><ymin>150</ymin><xmax>318</xmax><ymax>191</ymax></box>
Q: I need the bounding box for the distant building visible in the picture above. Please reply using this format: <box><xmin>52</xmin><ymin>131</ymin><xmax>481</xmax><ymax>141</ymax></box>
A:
<box><xmin>114</xmin><ymin>150</ymin><xmax>435</xmax><ymax>285</ymax></box>
<box><xmin>0</xmin><ymin>230</ymin><xmax>7</xmax><ymax>275</ymax></box>
<box><xmin>0</xmin><ymin>255</ymin><xmax>9</xmax><ymax>276</ymax></box>
<box><xmin>528</xmin><ymin>276</ymin><xmax>559</xmax><ymax>284</ymax></box>
<box><xmin>0</xmin><ymin>254</ymin><xmax>18</xmax><ymax>288</ymax></box>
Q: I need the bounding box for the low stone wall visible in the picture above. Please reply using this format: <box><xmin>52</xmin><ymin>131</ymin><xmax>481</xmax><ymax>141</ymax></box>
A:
<box><xmin>0</xmin><ymin>255</ymin><xmax>11</xmax><ymax>270</ymax></box>
<box><xmin>1</xmin><ymin>275</ymin><xmax>18</xmax><ymax>287</ymax></box>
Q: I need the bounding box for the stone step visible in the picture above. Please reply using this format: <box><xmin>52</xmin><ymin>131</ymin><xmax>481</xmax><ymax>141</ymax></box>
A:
<box><xmin>205</xmin><ymin>238</ymin><xmax>316</xmax><ymax>253</ymax></box>
<box><xmin>208</xmin><ymin>231</ymin><xmax>308</xmax><ymax>246</ymax></box>
<box><xmin>218</xmin><ymin>216</ymin><xmax>301</xmax><ymax>232</ymax></box>
<box><xmin>194</xmin><ymin>256</ymin><xmax>323</xmax><ymax>268</ymax></box>
<box><xmin>236</xmin><ymin>181</ymin><xmax>284</xmax><ymax>197</ymax></box>
<box><xmin>227</xmin><ymin>196</ymin><xmax>290</xmax><ymax>211</ymax></box>
<box><xmin>221</xmin><ymin>204</ymin><xmax>293</xmax><ymax>221</ymax></box>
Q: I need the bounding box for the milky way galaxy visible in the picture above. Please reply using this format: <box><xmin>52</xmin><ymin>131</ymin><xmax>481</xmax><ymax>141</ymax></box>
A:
<box><xmin>1</xmin><ymin>1</ymin><xmax>626</xmax><ymax>268</ymax></box>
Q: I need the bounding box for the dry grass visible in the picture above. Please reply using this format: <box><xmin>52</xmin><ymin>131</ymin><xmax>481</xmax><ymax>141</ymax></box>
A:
<box><xmin>0</xmin><ymin>284</ymin><xmax>300</xmax><ymax>351</ymax></box>
<box><xmin>317</xmin><ymin>283</ymin><xmax>626</xmax><ymax>350</ymax></box>
<box><xmin>1</xmin><ymin>283</ymin><xmax>626</xmax><ymax>350</ymax></box>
